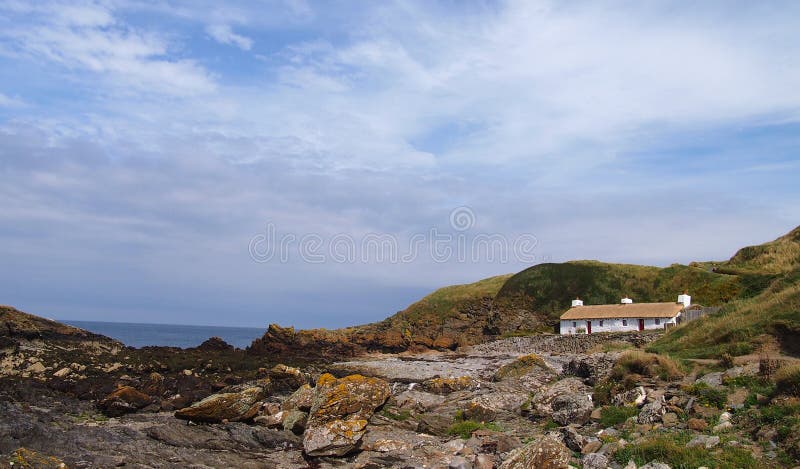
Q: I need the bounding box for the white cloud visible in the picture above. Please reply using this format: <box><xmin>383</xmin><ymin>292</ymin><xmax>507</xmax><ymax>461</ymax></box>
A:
<box><xmin>206</xmin><ymin>24</ymin><xmax>253</xmax><ymax>50</ymax></box>
<box><xmin>0</xmin><ymin>1</ymin><xmax>215</xmax><ymax>96</ymax></box>
<box><xmin>0</xmin><ymin>92</ymin><xmax>24</xmax><ymax>107</ymax></box>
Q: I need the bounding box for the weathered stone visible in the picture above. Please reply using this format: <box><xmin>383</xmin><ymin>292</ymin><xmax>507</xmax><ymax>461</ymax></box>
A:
<box><xmin>551</xmin><ymin>392</ymin><xmax>593</xmax><ymax>426</ymax></box>
<box><xmin>475</xmin><ymin>454</ymin><xmax>495</xmax><ymax>469</ymax></box>
<box><xmin>661</xmin><ymin>412</ymin><xmax>679</xmax><ymax>427</ymax></box>
<box><xmin>175</xmin><ymin>382</ymin><xmax>268</xmax><ymax>423</ymax></box>
<box><xmin>422</xmin><ymin>376</ymin><xmax>477</xmax><ymax>394</ymax></box>
<box><xmin>269</xmin><ymin>363</ymin><xmax>307</xmax><ymax>391</ymax></box>
<box><xmin>581</xmin><ymin>439</ymin><xmax>602</xmax><ymax>454</ymax></box>
<box><xmin>530</xmin><ymin>377</ymin><xmax>592</xmax><ymax>420</ymax></box>
<box><xmin>395</xmin><ymin>389</ymin><xmax>446</xmax><ymax>412</ymax></box>
<box><xmin>466</xmin><ymin>429</ymin><xmax>521</xmax><ymax>454</ymax></box>
<box><xmin>637</xmin><ymin>400</ymin><xmax>663</xmax><ymax>424</ymax></box>
<box><xmin>695</xmin><ymin>372</ymin><xmax>723</xmax><ymax>388</ymax></box>
<box><xmin>9</xmin><ymin>448</ymin><xmax>67</xmax><ymax>469</ymax></box>
<box><xmin>562</xmin><ymin>425</ymin><xmax>588</xmax><ymax>452</ymax></box>
<box><xmin>449</xmin><ymin>455</ymin><xmax>473</xmax><ymax>469</ymax></box>
<box><xmin>53</xmin><ymin>367</ymin><xmax>71</xmax><ymax>378</ymax></box>
<box><xmin>254</xmin><ymin>411</ymin><xmax>285</xmax><ymax>428</ymax></box>
<box><xmin>565</xmin><ymin>353</ymin><xmax>618</xmax><ymax>385</ymax></box>
<box><xmin>282</xmin><ymin>383</ymin><xmax>315</xmax><ymax>412</ymax></box>
<box><xmin>303</xmin><ymin>419</ymin><xmax>368</xmax><ymax>456</ymax></box>
<box><xmin>613</xmin><ymin>386</ymin><xmax>647</xmax><ymax>407</ymax></box>
<box><xmin>303</xmin><ymin>374</ymin><xmax>390</xmax><ymax>456</ymax></box>
<box><xmin>499</xmin><ymin>435</ymin><xmax>571</xmax><ymax>469</ymax></box>
<box><xmin>283</xmin><ymin>410</ymin><xmax>308</xmax><ymax>434</ymax></box>
<box><xmin>687</xmin><ymin>435</ymin><xmax>720</xmax><ymax>449</ymax></box>
<box><xmin>582</xmin><ymin>452</ymin><xmax>610</xmax><ymax>469</ymax></box>
<box><xmin>98</xmin><ymin>385</ymin><xmax>152</xmax><ymax>417</ymax></box>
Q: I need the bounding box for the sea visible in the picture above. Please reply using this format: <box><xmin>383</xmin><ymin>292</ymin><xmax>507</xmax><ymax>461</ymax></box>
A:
<box><xmin>60</xmin><ymin>320</ymin><xmax>266</xmax><ymax>349</ymax></box>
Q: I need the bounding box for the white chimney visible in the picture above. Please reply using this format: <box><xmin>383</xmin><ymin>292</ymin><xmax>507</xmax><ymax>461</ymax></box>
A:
<box><xmin>621</xmin><ymin>297</ymin><xmax>633</xmax><ymax>304</ymax></box>
<box><xmin>678</xmin><ymin>292</ymin><xmax>691</xmax><ymax>308</ymax></box>
<box><xmin>571</xmin><ymin>298</ymin><xmax>583</xmax><ymax>307</ymax></box>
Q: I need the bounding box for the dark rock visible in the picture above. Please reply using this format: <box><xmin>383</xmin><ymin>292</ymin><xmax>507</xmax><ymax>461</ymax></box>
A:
<box><xmin>195</xmin><ymin>336</ymin><xmax>233</xmax><ymax>351</ymax></box>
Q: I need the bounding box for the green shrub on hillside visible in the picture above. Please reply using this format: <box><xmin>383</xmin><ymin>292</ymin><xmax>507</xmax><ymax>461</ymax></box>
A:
<box><xmin>775</xmin><ymin>364</ymin><xmax>800</xmax><ymax>397</ymax></box>
<box><xmin>599</xmin><ymin>406</ymin><xmax>639</xmax><ymax>427</ymax></box>
<box><xmin>685</xmin><ymin>382</ymin><xmax>728</xmax><ymax>409</ymax></box>
<box><xmin>613</xmin><ymin>433</ymin><xmax>758</xmax><ymax>469</ymax></box>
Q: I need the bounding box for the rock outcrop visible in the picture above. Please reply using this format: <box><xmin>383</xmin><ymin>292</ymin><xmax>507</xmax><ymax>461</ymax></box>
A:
<box><xmin>499</xmin><ymin>435</ymin><xmax>571</xmax><ymax>469</ymax></box>
<box><xmin>175</xmin><ymin>381</ymin><xmax>269</xmax><ymax>423</ymax></box>
<box><xmin>303</xmin><ymin>373</ymin><xmax>390</xmax><ymax>456</ymax></box>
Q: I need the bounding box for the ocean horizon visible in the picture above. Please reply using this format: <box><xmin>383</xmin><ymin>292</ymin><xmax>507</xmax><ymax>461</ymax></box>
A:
<box><xmin>60</xmin><ymin>320</ymin><xmax>266</xmax><ymax>349</ymax></box>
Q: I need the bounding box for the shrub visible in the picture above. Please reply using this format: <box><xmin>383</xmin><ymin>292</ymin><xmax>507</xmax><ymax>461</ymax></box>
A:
<box><xmin>599</xmin><ymin>406</ymin><xmax>639</xmax><ymax>427</ymax></box>
<box><xmin>775</xmin><ymin>364</ymin><xmax>800</xmax><ymax>396</ymax></box>
<box><xmin>614</xmin><ymin>433</ymin><xmax>758</xmax><ymax>469</ymax></box>
<box><xmin>685</xmin><ymin>382</ymin><xmax>728</xmax><ymax>409</ymax></box>
<box><xmin>611</xmin><ymin>351</ymin><xmax>683</xmax><ymax>381</ymax></box>
<box><xmin>381</xmin><ymin>408</ymin><xmax>412</xmax><ymax>421</ymax></box>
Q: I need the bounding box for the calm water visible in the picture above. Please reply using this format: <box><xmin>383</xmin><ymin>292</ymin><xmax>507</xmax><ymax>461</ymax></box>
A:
<box><xmin>60</xmin><ymin>320</ymin><xmax>266</xmax><ymax>349</ymax></box>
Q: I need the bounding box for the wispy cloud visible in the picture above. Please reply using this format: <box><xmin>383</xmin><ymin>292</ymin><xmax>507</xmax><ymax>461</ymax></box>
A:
<box><xmin>206</xmin><ymin>24</ymin><xmax>253</xmax><ymax>50</ymax></box>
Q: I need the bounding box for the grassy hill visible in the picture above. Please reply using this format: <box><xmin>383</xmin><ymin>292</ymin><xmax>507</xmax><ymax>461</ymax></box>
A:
<box><xmin>250</xmin><ymin>225</ymin><xmax>800</xmax><ymax>356</ymax></box>
<box><xmin>650</xmin><ymin>227</ymin><xmax>800</xmax><ymax>358</ymax></box>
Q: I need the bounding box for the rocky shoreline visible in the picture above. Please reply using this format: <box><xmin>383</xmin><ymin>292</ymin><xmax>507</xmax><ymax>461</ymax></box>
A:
<box><xmin>2</xmin><ymin>306</ymin><xmax>799</xmax><ymax>468</ymax></box>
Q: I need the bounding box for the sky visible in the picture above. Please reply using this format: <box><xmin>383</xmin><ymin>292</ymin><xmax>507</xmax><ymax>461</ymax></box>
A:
<box><xmin>0</xmin><ymin>0</ymin><xmax>799</xmax><ymax>328</ymax></box>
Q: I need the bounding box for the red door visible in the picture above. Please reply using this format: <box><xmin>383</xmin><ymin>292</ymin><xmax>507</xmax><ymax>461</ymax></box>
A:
<box><xmin>587</xmin><ymin>321</ymin><xmax>592</xmax><ymax>334</ymax></box>
<box><xmin>638</xmin><ymin>319</ymin><xmax>645</xmax><ymax>331</ymax></box>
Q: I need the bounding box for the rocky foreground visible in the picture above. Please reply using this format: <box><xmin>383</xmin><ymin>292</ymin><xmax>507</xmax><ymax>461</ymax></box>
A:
<box><xmin>2</xmin><ymin>306</ymin><xmax>800</xmax><ymax>468</ymax></box>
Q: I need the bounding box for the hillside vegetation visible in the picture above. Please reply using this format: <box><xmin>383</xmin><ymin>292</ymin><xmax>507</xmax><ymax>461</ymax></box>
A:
<box><xmin>249</xmin><ymin>225</ymin><xmax>800</xmax><ymax>356</ymax></box>
<box><xmin>651</xmin><ymin>227</ymin><xmax>800</xmax><ymax>358</ymax></box>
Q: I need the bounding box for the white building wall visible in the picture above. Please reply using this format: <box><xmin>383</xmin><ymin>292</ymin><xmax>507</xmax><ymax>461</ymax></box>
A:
<box><xmin>560</xmin><ymin>316</ymin><xmax>678</xmax><ymax>334</ymax></box>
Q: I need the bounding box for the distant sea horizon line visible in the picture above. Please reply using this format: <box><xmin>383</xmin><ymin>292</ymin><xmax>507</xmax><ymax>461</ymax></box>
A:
<box><xmin>60</xmin><ymin>319</ymin><xmax>267</xmax><ymax>349</ymax></box>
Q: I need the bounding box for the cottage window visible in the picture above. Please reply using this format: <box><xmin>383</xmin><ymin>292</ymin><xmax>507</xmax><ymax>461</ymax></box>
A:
<box><xmin>599</xmin><ymin>320</ymin><xmax>604</xmax><ymax>327</ymax></box>
<box><xmin>622</xmin><ymin>319</ymin><xmax>627</xmax><ymax>326</ymax></box>
<box><xmin>573</xmin><ymin>321</ymin><xmax>577</xmax><ymax>327</ymax></box>
<box><xmin>655</xmin><ymin>318</ymin><xmax>661</xmax><ymax>325</ymax></box>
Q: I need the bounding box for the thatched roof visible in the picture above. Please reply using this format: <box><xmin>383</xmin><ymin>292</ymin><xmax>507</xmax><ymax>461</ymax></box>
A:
<box><xmin>560</xmin><ymin>302</ymin><xmax>684</xmax><ymax>320</ymax></box>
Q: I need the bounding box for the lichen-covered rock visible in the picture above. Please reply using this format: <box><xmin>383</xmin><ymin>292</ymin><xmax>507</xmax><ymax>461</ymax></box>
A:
<box><xmin>98</xmin><ymin>385</ymin><xmax>152</xmax><ymax>417</ymax></box>
<box><xmin>303</xmin><ymin>374</ymin><xmax>390</xmax><ymax>456</ymax></box>
<box><xmin>269</xmin><ymin>364</ymin><xmax>307</xmax><ymax>391</ymax></box>
<box><xmin>493</xmin><ymin>354</ymin><xmax>548</xmax><ymax>380</ymax></box>
<box><xmin>283</xmin><ymin>410</ymin><xmax>308</xmax><ymax>434</ymax></box>
<box><xmin>564</xmin><ymin>353</ymin><xmax>618</xmax><ymax>385</ymax></box>
<box><xmin>530</xmin><ymin>377</ymin><xmax>592</xmax><ymax>419</ymax></box>
<box><xmin>551</xmin><ymin>392</ymin><xmax>593</xmax><ymax>426</ymax></box>
<box><xmin>282</xmin><ymin>383</ymin><xmax>315</xmax><ymax>412</ymax></box>
<box><xmin>422</xmin><ymin>376</ymin><xmax>477</xmax><ymax>394</ymax></box>
<box><xmin>174</xmin><ymin>381</ymin><xmax>268</xmax><ymax>423</ymax></box>
<box><xmin>499</xmin><ymin>435</ymin><xmax>571</xmax><ymax>469</ymax></box>
<box><xmin>9</xmin><ymin>448</ymin><xmax>67</xmax><ymax>469</ymax></box>
<box><xmin>582</xmin><ymin>452</ymin><xmax>610</xmax><ymax>469</ymax></box>
<box><xmin>303</xmin><ymin>419</ymin><xmax>368</xmax><ymax>456</ymax></box>
<box><xmin>613</xmin><ymin>386</ymin><xmax>647</xmax><ymax>407</ymax></box>
<box><xmin>637</xmin><ymin>400</ymin><xmax>664</xmax><ymax>424</ymax></box>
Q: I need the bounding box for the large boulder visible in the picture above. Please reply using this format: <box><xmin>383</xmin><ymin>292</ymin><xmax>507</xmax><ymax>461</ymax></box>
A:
<box><xmin>268</xmin><ymin>364</ymin><xmax>307</xmax><ymax>392</ymax></box>
<box><xmin>564</xmin><ymin>353</ymin><xmax>618</xmax><ymax>385</ymax></box>
<box><xmin>303</xmin><ymin>373</ymin><xmax>390</xmax><ymax>456</ymax></box>
<box><xmin>282</xmin><ymin>383</ymin><xmax>315</xmax><ymax>412</ymax></box>
<box><xmin>637</xmin><ymin>400</ymin><xmax>664</xmax><ymax>424</ymax></box>
<box><xmin>530</xmin><ymin>377</ymin><xmax>593</xmax><ymax>421</ymax></box>
<box><xmin>422</xmin><ymin>376</ymin><xmax>477</xmax><ymax>394</ymax></box>
<box><xmin>551</xmin><ymin>392</ymin><xmax>593</xmax><ymax>426</ymax></box>
<box><xmin>98</xmin><ymin>385</ymin><xmax>152</xmax><ymax>417</ymax></box>
<box><xmin>499</xmin><ymin>435</ymin><xmax>571</xmax><ymax>469</ymax></box>
<box><xmin>175</xmin><ymin>381</ymin><xmax>269</xmax><ymax>423</ymax></box>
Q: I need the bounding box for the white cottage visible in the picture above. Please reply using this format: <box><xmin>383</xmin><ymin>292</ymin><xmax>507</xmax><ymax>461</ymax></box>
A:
<box><xmin>559</xmin><ymin>293</ymin><xmax>691</xmax><ymax>335</ymax></box>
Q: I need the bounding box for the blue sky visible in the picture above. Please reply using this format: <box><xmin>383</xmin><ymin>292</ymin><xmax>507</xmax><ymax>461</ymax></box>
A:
<box><xmin>1</xmin><ymin>0</ymin><xmax>798</xmax><ymax>327</ymax></box>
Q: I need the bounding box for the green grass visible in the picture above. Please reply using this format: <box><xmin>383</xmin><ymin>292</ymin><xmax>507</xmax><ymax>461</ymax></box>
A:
<box><xmin>446</xmin><ymin>419</ymin><xmax>503</xmax><ymax>439</ymax></box>
<box><xmin>685</xmin><ymin>382</ymin><xmax>728</xmax><ymax>409</ymax></box>
<box><xmin>380</xmin><ymin>408</ymin><xmax>412</xmax><ymax>421</ymax></box>
<box><xmin>598</xmin><ymin>406</ymin><xmax>639</xmax><ymax>427</ymax></box>
<box><xmin>649</xmin><ymin>270</ymin><xmax>800</xmax><ymax>359</ymax></box>
<box><xmin>613</xmin><ymin>433</ymin><xmax>760</xmax><ymax>469</ymax></box>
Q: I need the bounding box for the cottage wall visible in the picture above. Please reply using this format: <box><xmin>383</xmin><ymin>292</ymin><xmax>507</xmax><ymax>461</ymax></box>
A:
<box><xmin>559</xmin><ymin>316</ymin><xmax>678</xmax><ymax>335</ymax></box>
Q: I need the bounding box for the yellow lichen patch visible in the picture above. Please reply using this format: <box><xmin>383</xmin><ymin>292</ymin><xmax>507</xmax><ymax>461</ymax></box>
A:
<box><xmin>10</xmin><ymin>448</ymin><xmax>67</xmax><ymax>469</ymax></box>
<box><xmin>422</xmin><ymin>376</ymin><xmax>476</xmax><ymax>394</ymax></box>
<box><xmin>317</xmin><ymin>373</ymin><xmax>337</xmax><ymax>386</ymax></box>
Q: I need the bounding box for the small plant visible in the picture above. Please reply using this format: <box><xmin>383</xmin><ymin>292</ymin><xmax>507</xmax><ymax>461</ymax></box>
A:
<box><xmin>611</xmin><ymin>351</ymin><xmax>683</xmax><ymax>381</ymax></box>
<box><xmin>613</xmin><ymin>433</ymin><xmax>758</xmax><ymax>468</ymax></box>
<box><xmin>446</xmin><ymin>419</ymin><xmax>502</xmax><ymax>439</ymax></box>
<box><xmin>599</xmin><ymin>406</ymin><xmax>639</xmax><ymax>427</ymax></box>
